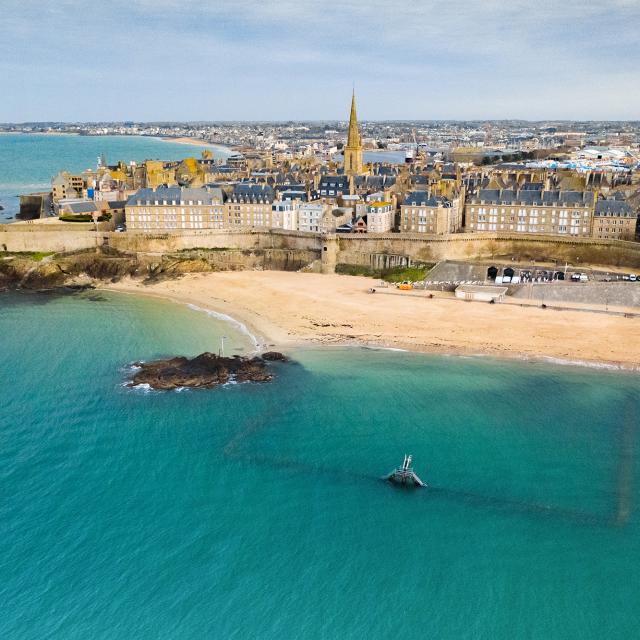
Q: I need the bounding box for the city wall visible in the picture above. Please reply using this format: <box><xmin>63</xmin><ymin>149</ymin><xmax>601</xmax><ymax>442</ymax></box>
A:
<box><xmin>3</xmin><ymin>225</ymin><xmax>640</xmax><ymax>270</ymax></box>
<box><xmin>335</xmin><ymin>233</ymin><xmax>640</xmax><ymax>269</ymax></box>
<box><xmin>0</xmin><ymin>223</ymin><xmax>105</xmax><ymax>253</ymax></box>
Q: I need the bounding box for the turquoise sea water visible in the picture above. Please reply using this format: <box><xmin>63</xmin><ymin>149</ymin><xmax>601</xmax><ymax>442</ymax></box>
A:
<box><xmin>1</xmin><ymin>290</ymin><xmax>640</xmax><ymax>639</ymax></box>
<box><xmin>0</xmin><ymin>133</ymin><xmax>229</xmax><ymax>220</ymax></box>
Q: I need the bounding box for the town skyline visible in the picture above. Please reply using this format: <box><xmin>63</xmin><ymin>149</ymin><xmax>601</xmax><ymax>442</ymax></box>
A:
<box><xmin>1</xmin><ymin>0</ymin><xmax>639</xmax><ymax>122</ymax></box>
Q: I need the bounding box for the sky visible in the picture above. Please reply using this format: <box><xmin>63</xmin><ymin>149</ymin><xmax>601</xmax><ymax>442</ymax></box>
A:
<box><xmin>1</xmin><ymin>0</ymin><xmax>639</xmax><ymax>122</ymax></box>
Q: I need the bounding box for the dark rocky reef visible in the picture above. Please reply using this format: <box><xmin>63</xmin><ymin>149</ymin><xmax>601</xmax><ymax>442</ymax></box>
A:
<box><xmin>129</xmin><ymin>352</ymin><xmax>287</xmax><ymax>390</ymax></box>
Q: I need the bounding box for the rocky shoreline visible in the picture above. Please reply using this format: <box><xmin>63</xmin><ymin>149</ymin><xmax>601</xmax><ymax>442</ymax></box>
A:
<box><xmin>129</xmin><ymin>351</ymin><xmax>288</xmax><ymax>390</ymax></box>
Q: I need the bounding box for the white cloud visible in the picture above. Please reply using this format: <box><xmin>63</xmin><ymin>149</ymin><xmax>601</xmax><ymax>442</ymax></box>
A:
<box><xmin>0</xmin><ymin>0</ymin><xmax>638</xmax><ymax>120</ymax></box>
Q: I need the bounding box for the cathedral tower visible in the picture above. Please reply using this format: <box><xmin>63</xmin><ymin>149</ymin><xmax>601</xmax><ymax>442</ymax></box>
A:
<box><xmin>343</xmin><ymin>90</ymin><xmax>364</xmax><ymax>177</ymax></box>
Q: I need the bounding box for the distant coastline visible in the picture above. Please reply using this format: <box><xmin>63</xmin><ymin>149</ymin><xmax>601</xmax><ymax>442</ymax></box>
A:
<box><xmin>156</xmin><ymin>136</ymin><xmax>232</xmax><ymax>154</ymax></box>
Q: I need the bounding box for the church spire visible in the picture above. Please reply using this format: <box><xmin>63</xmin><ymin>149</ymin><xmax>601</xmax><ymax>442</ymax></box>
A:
<box><xmin>346</xmin><ymin>89</ymin><xmax>361</xmax><ymax>149</ymax></box>
<box><xmin>344</xmin><ymin>89</ymin><xmax>364</xmax><ymax>178</ymax></box>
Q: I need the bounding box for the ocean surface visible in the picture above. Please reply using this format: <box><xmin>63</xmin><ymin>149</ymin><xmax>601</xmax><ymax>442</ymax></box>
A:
<box><xmin>1</xmin><ymin>290</ymin><xmax>639</xmax><ymax>639</ymax></box>
<box><xmin>0</xmin><ymin>134</ymin><xmax>229</xmax><ymax>220</ymax></box>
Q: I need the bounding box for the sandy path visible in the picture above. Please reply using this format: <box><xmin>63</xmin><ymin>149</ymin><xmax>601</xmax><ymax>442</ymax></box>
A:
<box><xmin>103</xmin><ymin>271</ymin><xmax>640</xmax><ymax>370</ymax></box>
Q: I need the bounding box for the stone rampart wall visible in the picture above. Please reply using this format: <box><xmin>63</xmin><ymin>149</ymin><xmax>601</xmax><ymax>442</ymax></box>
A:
<box><xmin>3</xmin><ymin>225</ymin><xmax>640</xmax><ymax>270</ymax></box>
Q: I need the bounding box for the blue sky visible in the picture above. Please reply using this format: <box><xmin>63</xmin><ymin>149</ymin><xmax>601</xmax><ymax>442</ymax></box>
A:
<box><xmin>1</xmin><ymin>0</ymin><xmax>639</xmax><ymax>121</ymax></box>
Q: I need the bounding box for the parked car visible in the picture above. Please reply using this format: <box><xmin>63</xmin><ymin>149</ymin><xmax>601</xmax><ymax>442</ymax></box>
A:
<box><xmin>570</xmin><ymin>273</ymin><xmax>581</xmax><ymax>282</ymax></box>
<box><xmin>579</xmin><ymin>273</ymin><xmax>589</xmax><ymax>282</ymax></box>
<box><xmin>554</xmin><ymin>271</ymin><xmax>565</xmax><ymax>281</ymax></box>
<box><xmin>630</xmin><ymin>274</ymin><xmax>637</xmax><ymax>282</ymax></box>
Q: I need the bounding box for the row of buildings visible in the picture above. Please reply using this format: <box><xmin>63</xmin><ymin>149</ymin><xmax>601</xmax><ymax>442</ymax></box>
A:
<box><xmin>49</xmin><ymin>92</ymin><xmax>640</xmax><ymax>240</ymax></box>
<box><xmin>121</xmin><ymin>182</ymin><xmax>637</xmax><ymax>240</ymax></box>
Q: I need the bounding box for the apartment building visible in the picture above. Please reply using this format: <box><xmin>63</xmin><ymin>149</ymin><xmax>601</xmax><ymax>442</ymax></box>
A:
<box><xmin>465</xmin><ymin>189</ymin><xmax>595</xmax><ymax>237</ymax></box>
<box><xmin>298</xmin><ymin>202</ymin><xmax>329</xmax><ymax>233</ymax></box>
<box><xmin>226</xmin><ymin>184</ymin><xmax>275</xmax><ymax>228</ymax></box>
<box><xmin>271</xmin><ymin>199</ymin><xmax>300</xmax><ymax>231</ymax></box>
<box><xmin>125</xmin><ymin>186</ymin><xmax>226</xmax><ymax>231</ymax></box>
<box><xmin>400</xmin><ymin>190</ymin><xmax>464</xmax><ymax>234</ymax></box>
<box><xmin>593</xmin><ymin>199</ymin><xmax>638</xmax><ymax>240</ymax></box>
<box><xmin>366</xmin><ymin>201</ymin><xmax>394</xmax><ymax>233</ymax></box>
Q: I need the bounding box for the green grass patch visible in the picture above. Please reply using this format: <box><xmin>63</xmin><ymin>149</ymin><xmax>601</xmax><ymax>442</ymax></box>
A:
<box><xmin>59</xmin><ymin>213</ymin><xmax>111</xmax><ymax>223</ymax></box>
<box><xmin>1</xmin><ymin>251</ymin><xmax>55</xmax><ymax>261</ymax></box>
<box><xmin>335</xmin><ymin>263</ymin><xmax>378</xmax><ymax>277</ymax></box>
<box><xmin>381</xmin><ymin>265</ymin><xmax>434</xmax><ymax>283</ymax></box>
<box><xmin>335</xmin><ymin>263</ymin><xmax>434</xmax><ymax>281</ymax></box>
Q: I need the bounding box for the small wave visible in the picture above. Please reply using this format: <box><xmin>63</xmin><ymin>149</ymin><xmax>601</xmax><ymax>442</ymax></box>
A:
<box><xmin>120</xmin><ymin>363</ymin><xmax>142</xmax><ymax>373</ymax></box>
<box><xmin>127</xmin><ymin>382</ymin><xmax>155</xmax><ymax>393</ymax></box>
<box><xmin>186</xmin><ymin>303</ymin><xmax>260</xmax><ymax>351</ymax></box>
<box><xmin>538</xmin><ymin>356</ymin><xmax>633</xmax><ymax>372</ymax></box>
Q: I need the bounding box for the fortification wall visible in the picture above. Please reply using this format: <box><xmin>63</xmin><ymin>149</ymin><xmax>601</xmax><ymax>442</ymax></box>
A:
<box><xmin>3</xmin><ymin>225</ymin><xmax>640</xmax><ymax>270</ymax></box>
<box><xmin>335</xmin><ymin>233</ymin><xmax>640</xmax><ymax>269</ymax></box>
<box><xmin>106</xmin><ymin>229</ymin><xmax>322</xmax><ymax>254</ymax></box>
<box><xmin>151</xmin><ymin>248</ymin><xmax>321</xmax><ymax>273</ymax></box>
<box><xmin>0</xmin><ymin>223</ymin><xmax>100</xmax><ymax>253</ymax></box>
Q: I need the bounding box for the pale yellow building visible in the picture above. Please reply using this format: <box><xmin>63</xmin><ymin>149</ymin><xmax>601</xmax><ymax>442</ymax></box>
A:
<box><xmin>226</xmin><ymin>184</ymin><xmax>276</xmax><ymax>229</ymax></box>
<box><xmin>593</xmin><ymin>199</ymin><xmax>637</xmax><ymax>240</ymax></box>
<box><xmin>465</xmin><ymin>188</ymin><xmax>595</xmax><ymax>237</ymax></box>
<box><xmin>401</xmin><ymin>189</ymin><xmax>465</xmax><ymax>234</ymax></box>
<box><xmin>126</xmin><ymin>186</ymin><xmax>225</xmax><ymax>231</ymax></box>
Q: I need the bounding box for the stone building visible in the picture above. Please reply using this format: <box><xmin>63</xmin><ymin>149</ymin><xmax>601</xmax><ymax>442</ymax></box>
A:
<box><xmin>400</xmin><ymin>189</ymin><xmax>465</xmax><ymax>234</ymax></box>
<box><xmin>52</xmin><ymin>172</ymin><xmax>85</xmax><ymax>201</ymax></box>
<box><xmin>593</xmin><ymin>199</ymin><xmax>638</xmax><ymax>240</ymax></box>
<box><xmin>226</xmin><ymin>184</ymin><xmax>275</xmax><ymax>228</ymax></box>
<box><xmin>144</xmin><ymin>161</ymin><xmax>177</xmax><ymax>189</ymax></box>
<box><xmin>125</xmin><ymin>186</ymin><xmax>225</xmax><ymax>231</ymax></box>
<box><xmin>465</xmin><ymin>188</ymin><xmax>595</xmax><ymax>237</ymax></box>
<box><xmin>321</xmin><ymin>207</ymin><xmax>353</xmax><ymax>233</ymax></box>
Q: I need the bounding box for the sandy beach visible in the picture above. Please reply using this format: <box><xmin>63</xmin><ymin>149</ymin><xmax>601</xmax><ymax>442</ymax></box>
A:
<box><xmin>162</xmin><ymin>136</ymin><xmax>230</xmax><ymax>152</ymax></box>
<box><xmin>103</xmin><ymin>271</ymin><xmax>640</xmax><ymax>369</ymax></box>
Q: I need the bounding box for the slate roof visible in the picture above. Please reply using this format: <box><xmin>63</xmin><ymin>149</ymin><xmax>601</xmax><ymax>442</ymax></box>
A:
<box><xmin>594</xmin><ymin>200</ymin><xmax>636</xmax><ymax>217</ymax></box>
<box><xmin>319</xmin><ymin>175</ymin><xmax>350</xmax><ymax>190</ymax></box>
<box><xmin>403</xmin><ymin>191</ymin><xmax>451</xmax><ymax>207</ymax></box>
<box><xmin>127</xmin><ymin>186</ymin><xmax>224</xmax><ymax>206</ymax></box>
<box><xmin>63</xmin><ymin>202</ymin><xmax>98</xmax><ymax>214</ymax></box>
<box><xmin>469</xmin><ymin>189</ymin><xmax>595</xmax><ymax>206</ymax></box>
<box><xmin>278</xmin><ymin>189</ymin><xmax>308</xmax><ymax>202</ymax></box>
<box><xmin>230</xmin><ymin>183</ymin><xmax>275</xmax><ymax>203</ymax></box>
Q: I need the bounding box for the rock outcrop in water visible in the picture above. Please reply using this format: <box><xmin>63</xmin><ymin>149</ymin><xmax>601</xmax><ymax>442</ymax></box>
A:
<box><xmin>129</xmin><ymin>352</ymin><xmax>286</xmax><ymax>390</ymax></box>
